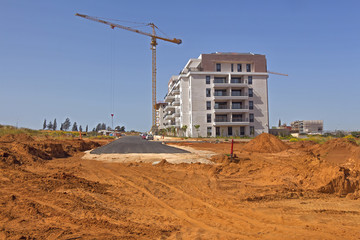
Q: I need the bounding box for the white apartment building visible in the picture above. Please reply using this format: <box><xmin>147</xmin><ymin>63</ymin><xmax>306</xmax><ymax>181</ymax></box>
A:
<box><xmin>291</xmin><ymin>120</ymin><xmax>324</xmax><ymax>134</ymax></box>
<box><xmin>158</xmin><ymin>52</ymin><xmax>270</xmax><ymax>137</ymax></box>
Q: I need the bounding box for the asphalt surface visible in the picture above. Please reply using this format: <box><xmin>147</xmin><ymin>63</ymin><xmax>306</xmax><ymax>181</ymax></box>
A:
<box><xmin>90</xmin><ymin>136</ymin><xmax>190</xmax><ymax>154</ymax></box>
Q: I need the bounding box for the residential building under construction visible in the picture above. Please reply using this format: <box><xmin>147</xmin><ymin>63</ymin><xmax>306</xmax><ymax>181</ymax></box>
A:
<box><xmin>156</xmin><ymin>52</ymin><xmax>270</xmax><ymax>137</ymax></box>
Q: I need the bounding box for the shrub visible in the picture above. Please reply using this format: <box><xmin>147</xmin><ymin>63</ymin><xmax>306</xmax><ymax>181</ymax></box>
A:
<box><xmin>289</xmin><ymin>138</ymin><xmax>299</xmax><ymax>142</ymax></box>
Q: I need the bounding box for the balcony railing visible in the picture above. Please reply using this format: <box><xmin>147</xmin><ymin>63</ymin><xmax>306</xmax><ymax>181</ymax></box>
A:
<box><xmin>231</xmin><ymin>93</ymin><xmax>248</xmax><ymax>97</ymax></box>
<box><xmin>232</xmin><ymin>118</ymin><xmax>249</xmax><ymax>122</ymax></box>
<box><xmin>232</xmin><ymin>105</ymin><xmax>249</xmax><ymax>109</ymax></box>
<box><xmin>215</xmin><ymin>117</ymin><xmax>228</xmax><ymax>122</ymax></box>
<box><xmin>214</xmin><ymin>92</ymin><xmax>228</xmax><ymax>96</ymax></box>
<box><xmin>214</xmin><ymin>105</ymin><xmax>228</xmax><ymax>109</ymax></box>
<box><xmin>230</xmin><ymin>78</ymin><xmax>245</xmax><ymax>84</ymax></box>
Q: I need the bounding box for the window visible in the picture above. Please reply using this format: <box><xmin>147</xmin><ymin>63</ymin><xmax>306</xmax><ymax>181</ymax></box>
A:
<box><xmin>216</xmin><ymin>63</ymin><xmax>221</xmax><ymax>72</ymax></box>
<box><xmin>249</xmin><ymin>101</ymin><xmax>253</xmax><ymax>110</ymax></box>
<box><xmin>206</xmin><ymin>101</ymin><xmax>211</xmax><ymax>110</ymax></box>
<box><xmin>232</xmin><ymin>114</ymin><xmax>243</xmax><ymax>122</ymax></box>
<box><xmin>231</xmin><ymin>90</ymin><xmax>242</xmax><ymax>96</ymax></box>
<box><xmin>216</xmin><ymin>127</ymin><xmax>220</xmax><ymax>136</ymax></box>
<box><xmin>232</xmin><ymin>102</ymin><xmax>242</xmax><ymax>109</ymax></box>
<box><xmin>250</xmin><ymin>126</ymin><xmax>255</xmax><ymax>135</ymax></box>
<box><xmin>231</xmin><ymin>78</ymin><xmax>242</xmax><ymax>83</ymax></box>
<box><xmin>231</xmin><ymin>64</ymin><xmax>234</xmax><ymax>72</ymax></box>
<box><xmin>248</xmin><ymin>76</ymin><xmax>252</xmax><ymax>85</ymax></box>
<box><xmin>206</xmin><ymin>76</ymin><xmax>210</xmax><ymax>84</ymax></box>
<box><xmin>207</xmin><ymin>127</ymin><xmax>212</xmax><ymax>137</ymax></box>
<box><xmin>228</xmin><ymin>127</ymin><xmax>232</xmax><ymax>136</ymax></box>
<box><xmin>206</xmin><ymin>88</ymin><xmax>211</xmax><ymax>97</ymax></box>
<box><xmin>215</xmin><ymin>102</ymin><xmax>227</xmax><ymax>109</ymax></box>
<box><xmin>248</xmin><ymin>88</ymin><xmax>253</xmax><ymax>97</ymax></box>
<box><xmin>237</xmin><ymin>64</ymin><xmax>242</xmax><ymax>72</ymax></box>
<box><xmin>240</xmin><ymin>126</ymin><xmax>245</xmax><ymax>135</ymax></box>
<box><xmin>214</xmin><ymin>77</ymin><xmax>226</xmax><ymax>83</ymax></box>
<box><xmin>246</xmin><ymin>64</ymin><xmax>251</xmax><ymax>72</ymax></box>
<box><xmin>207</xmin><ymin>114</ymin><xmax>211</xmax><ymax>123</ymax></box>
<box><xmin>215</xmin><ymin>115</ymin><xmax>227</xmax><ymax>122</ymax></box>
<box><xmin>249</xmin><ymin>113</ymin><xmax>254</xmax><ymax>122</ymax></box>
<box><xmin>214</xmin><ymin>90</ymin><xmax>227</xmax><ymax>96</ymax></box>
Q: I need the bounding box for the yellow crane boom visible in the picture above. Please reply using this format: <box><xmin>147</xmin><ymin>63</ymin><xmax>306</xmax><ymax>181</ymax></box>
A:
<box><xmin>75</xmin><ymin>13</ymin><xmax>182</xmax><ymax>129</ymax></box>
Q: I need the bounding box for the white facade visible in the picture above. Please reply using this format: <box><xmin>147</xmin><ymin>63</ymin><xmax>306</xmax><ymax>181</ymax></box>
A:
<box><xmin>158</xmin><ymin>53</ymin><xmax>270</xmax><ymax>137</ymax></box>
<box><xmin>291</xmin><ymin>120</ymin><xmax>323</xmax><ymax>134</ymax></box>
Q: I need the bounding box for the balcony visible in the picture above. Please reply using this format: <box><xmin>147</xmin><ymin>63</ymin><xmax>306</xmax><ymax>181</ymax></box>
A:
<box><xmin>172</xmin><ymin>89</ymin><xmax>180</xmax><ymax>95</ymax></box>
<box><xmin>214</xmin><ymin>93</ymin><xmax>248</xmax><ymax>100</ymax></box>
<box><xmin>214</xmin><ymin>106</ymin><xmax>249</xmax><ymax>113</ymax></box>
<box><xmin>164</xmin><ymin>113</ymin><xmax>175</xmax><ymax>121</ymax></box>
<box><xmin>214</xmin><ymin>118</ymin><xmax>250</xmax><ymax>126</ymax></box>
<box><xmin>164</xmin><ymin>95</ymin><xmax>175</xmax><ymax>102</ymax></box>
<box><xmin>164</xmin><ymin>104</ymin><xmax>175</xmax><ymax>112</ymax></box>
<box><xmin>173</xmin><ymin>98</ymin><xmax>180</xmax><ymax>106</ymax></box>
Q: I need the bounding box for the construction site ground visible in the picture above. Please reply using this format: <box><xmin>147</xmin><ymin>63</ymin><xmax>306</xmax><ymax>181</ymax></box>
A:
<box><xmin>1</xmin><ymin>133</ymin><xmax>360</xmax><ymax>239</ymax></box>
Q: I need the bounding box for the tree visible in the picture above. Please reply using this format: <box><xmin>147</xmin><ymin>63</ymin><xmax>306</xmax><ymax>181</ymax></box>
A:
<box><xmin>43</xmin><ymin>119</ymin><xmax>47</xmax><ymax>130</ymax></box>
<box><xmin>60</xmin><ymin>123</ymin><xmax>64</xmax><ymax>131</ymax></box>
<box><xmin>120</xmin><ymin>126</ymin><xmax>125</xmax><ymax>132</ymax></box>
<box><xmin>53</xmin><ymin>119</ymin><xmax>57</xmax><ymax>131</ymax></box>
<box><xmin>101</xmin><ymin>123</ymin><xmax>106</xmax><ymax>130</ymax></box>
<box><xmin>194</xmin><ymin>125</ymin><xmax>200</xmax><ymax>137</ymax></box>
<box><xmin>72</xmin><ymin>122</ymin><xmax>78</xmax><ymax>132</ymax></box>
<box><xmin>181</xmin><ymin>125</ymin><xmax>188</xmax><ymax>137</ymax></box>
<box><xmin>79</xmin><ymin>125</ymin><xmax>83</xmax><ymax>132</ymax></box>
<box><xmin>86</xmin><ymin>125</ymin><xmax>88</xmax><ymax>132</ymax></box>
<box><xmin>62</xmin><ymin>118</ymin><xmax>71</xmax><ymax>131</ymax></box>
<box><xmin>47</xmin><ymin>121</ymin><xmax>53</xmax><ymax>130</ymax></box>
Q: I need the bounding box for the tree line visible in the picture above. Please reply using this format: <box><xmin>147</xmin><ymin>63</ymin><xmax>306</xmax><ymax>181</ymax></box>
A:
<box><xmin>42</xmin><ymin>118</ymin><xmax>125</xmax><ymax>132</ymax></box>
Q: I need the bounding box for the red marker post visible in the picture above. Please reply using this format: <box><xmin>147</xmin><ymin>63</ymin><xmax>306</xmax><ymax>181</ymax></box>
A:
<box><xmin>230</xmin><ymin>139</ymin><xmax>234</xmax><ymax>159</ymax></box>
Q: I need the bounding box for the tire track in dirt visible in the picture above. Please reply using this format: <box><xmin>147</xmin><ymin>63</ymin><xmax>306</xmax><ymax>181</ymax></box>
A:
<box><xmin>121</xmin><ymin>167</ymin><xmax>334</xmax><ymax>238</ymax></box>
<box><xmin>101</xmin><ymin>167</ymin><xmax>251</xmax><ymax>239</ymax></box>
<box><xmin>126</xmin><ymin>168</ymin><xmax>258</xmax><ymax>229</ymax></box>
<box><xmin>102</xmin><ymin>165</ymin><xmax>341</xmax><ymax>240</ymax></box>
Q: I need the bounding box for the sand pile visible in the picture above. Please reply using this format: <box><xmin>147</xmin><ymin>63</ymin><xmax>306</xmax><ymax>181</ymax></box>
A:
<box><xmin>0</xmin><ymin>134</ymin><xmax>101</xmax><ymax>166</ymax></box>
<box><xmin>289</xmin><ymin>140</ymin><xmax>317</xmax><ymax>149</ymax></box>
<box><xmin>311</xmin><ymin>138</ymin><xmax>360</xmax><ymax>165</ymax></box>
<box><xmin>242</xmin><ymin>133</ymin><xmax>289</xmax><ymax>153</ymax></box>
<box><xmin>318</xmin><ymin>167</ymin><xmax>360</xmax><ymax>197</ymax></box>
<box><xmin>0</xmin><ymin>133</ymin><xmax>34</xmax><ymax>143</ymax></box>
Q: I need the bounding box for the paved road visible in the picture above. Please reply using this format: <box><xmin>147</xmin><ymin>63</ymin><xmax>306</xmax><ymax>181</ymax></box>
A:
<box><xmin>90</xmin><ymin>136</ymin><xmax>190</xmax><ymax>154</ymax></box>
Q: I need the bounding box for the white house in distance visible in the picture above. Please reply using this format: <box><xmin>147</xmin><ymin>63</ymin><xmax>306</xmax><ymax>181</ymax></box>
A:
<box><xmin>156</xmin><ymin>52</ymin><xmax>270</xmax><ymax>137</ymax></box>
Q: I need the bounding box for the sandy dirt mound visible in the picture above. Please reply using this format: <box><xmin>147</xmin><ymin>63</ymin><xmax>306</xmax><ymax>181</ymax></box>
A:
<box><xmin>242</xmin><ymin>133</ymin><xmax>289</xmax><ymax>153</ymax></box>
<box><xmin>318</xmin><ymin>167</ymin><xmax>360</xmax><ymax>197</ymax></box>
<box><xmin>0</xmin><ymin>134</ymin><xmax>101</xmax><ymax>166</ymax></box>
<box><xmin>289</xmin><ymin>140</ymin><xmax>318</xmax><ymax>149</ymax></box>
<box><xmin>0</xmin><ymin>133</ymin><xmax>34</xmax><ymax>143</ymax></box>
<box><xmin>311</xmin><ymin>138</ymin><xmax>360</xmax><ymax>166</ymax></box>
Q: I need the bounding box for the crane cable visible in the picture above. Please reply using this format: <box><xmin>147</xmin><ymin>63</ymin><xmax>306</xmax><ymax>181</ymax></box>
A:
<box><xmin>110</xmin><ymin>29</ymin><xmax>116</xmax><ymax>129</ymax></box>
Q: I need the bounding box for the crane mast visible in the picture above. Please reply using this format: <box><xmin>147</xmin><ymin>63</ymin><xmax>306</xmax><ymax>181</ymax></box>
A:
<box><xmin>75</xmin><ymin>13</ymin><xmax>182</xmax><ymax>129</ymax></box>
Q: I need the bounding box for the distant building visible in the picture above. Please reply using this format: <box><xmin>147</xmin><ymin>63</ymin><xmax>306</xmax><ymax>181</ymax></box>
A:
<box><xmin>158</xmin><ymin>52</ymin><xmax>270</xmax><ymax>137</ymax></box>
<box><xmin>269</xmin><ymin>128</ymin><xmax>290</xmax><ymax>136</ymax></box>
<box><xmin>291</xmin><ymin>120</ymin><xmax>323</xmax><ymax>134</ymax></box>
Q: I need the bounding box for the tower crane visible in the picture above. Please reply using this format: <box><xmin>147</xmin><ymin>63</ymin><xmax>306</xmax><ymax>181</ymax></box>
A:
<box><xmin>75</xmin><ymin>13</ymin><xmax>182</xmax><ymax>129</ymax></box>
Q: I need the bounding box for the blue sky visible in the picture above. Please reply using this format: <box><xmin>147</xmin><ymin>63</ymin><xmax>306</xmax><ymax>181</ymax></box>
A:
<box><xmin>1</xmin><ymin>0</ymin><xmax>359</xmax><ymax>131</ymax></box>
